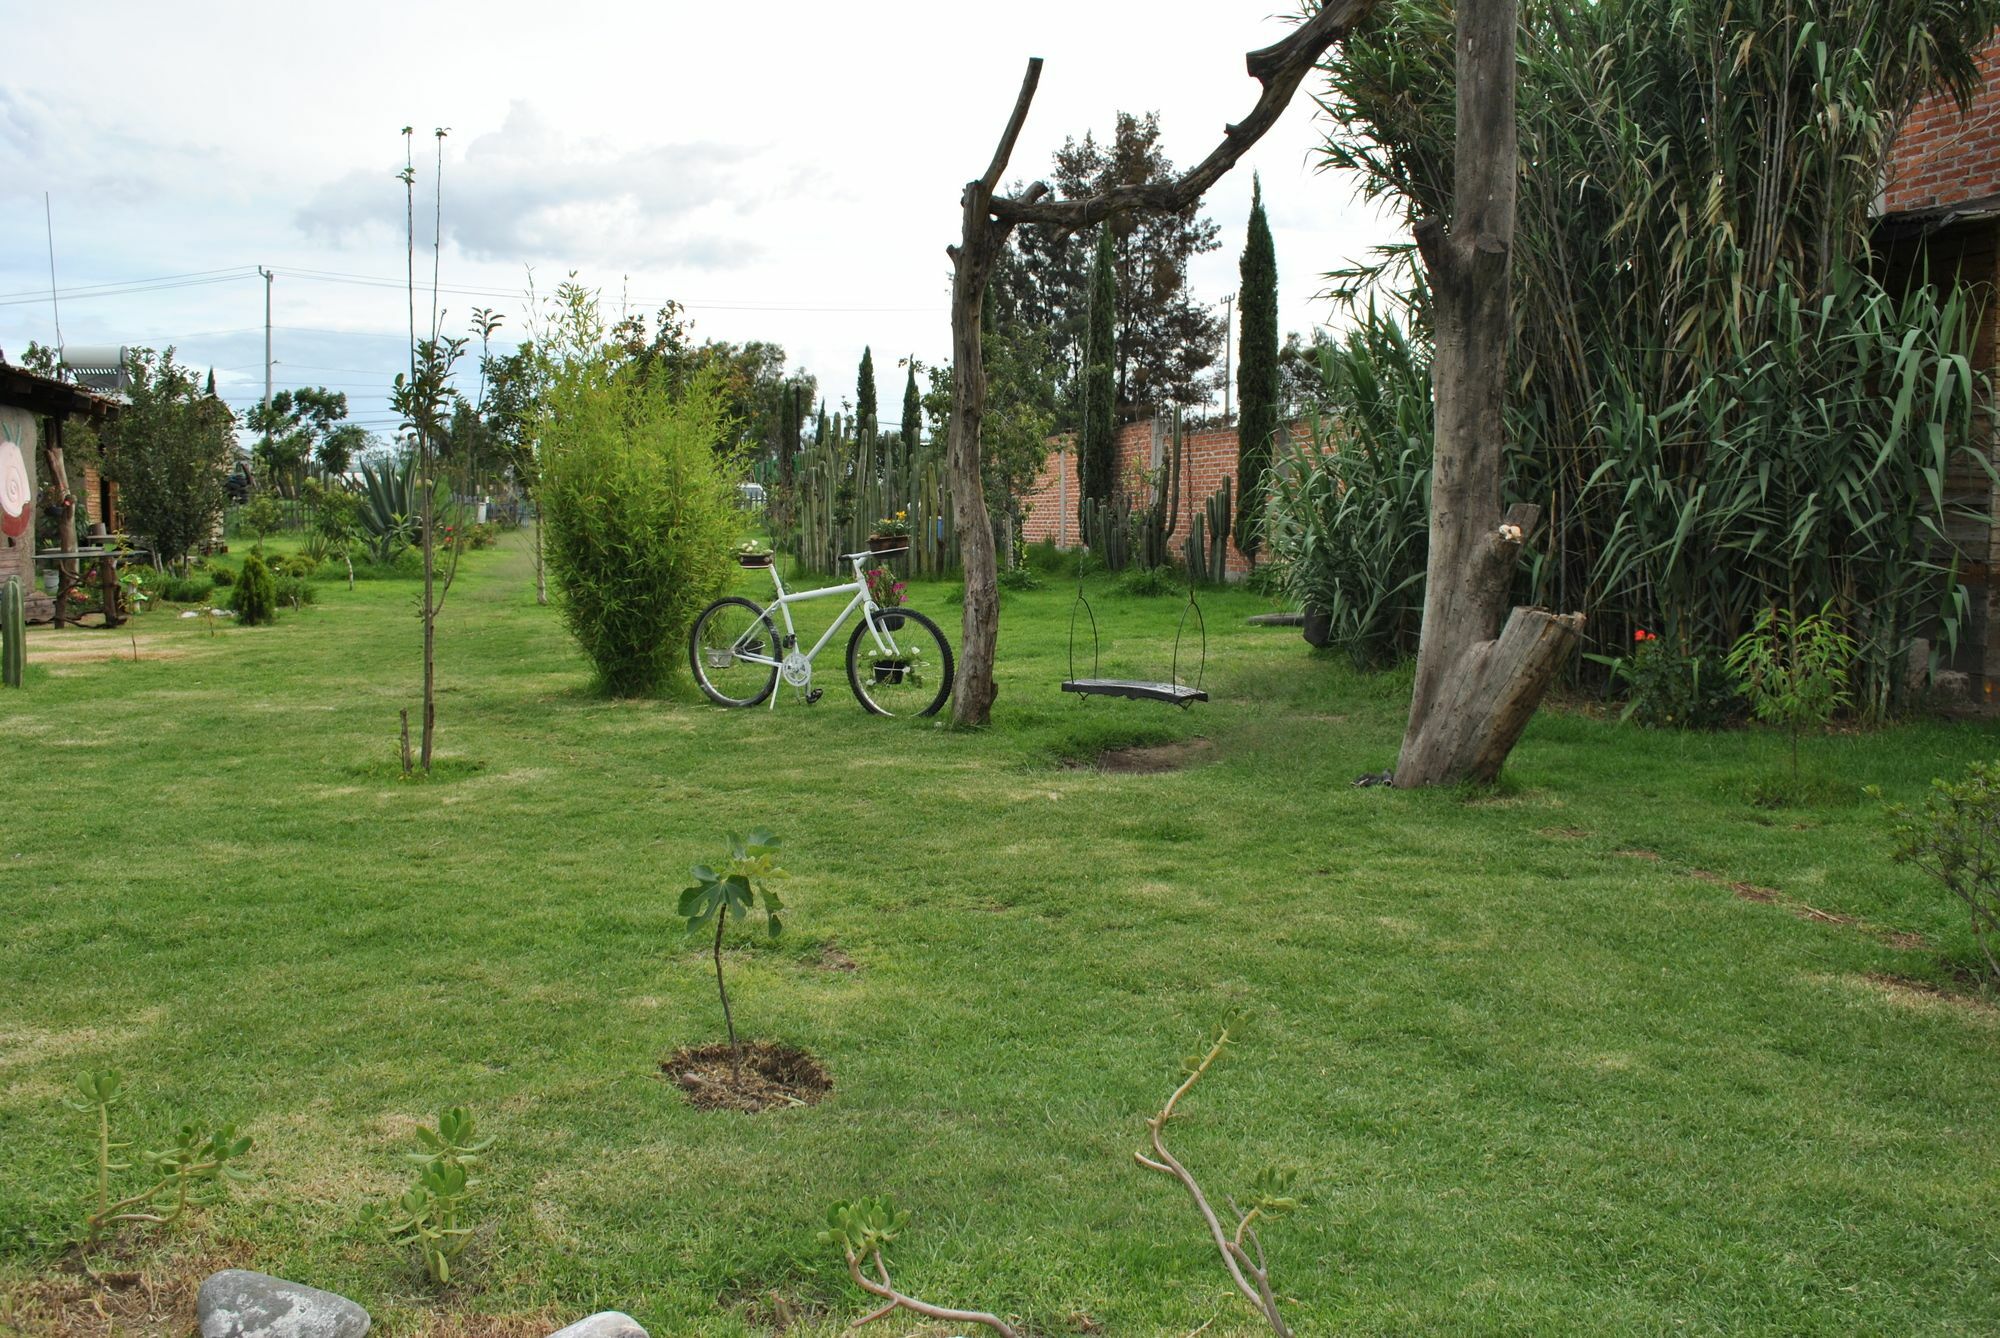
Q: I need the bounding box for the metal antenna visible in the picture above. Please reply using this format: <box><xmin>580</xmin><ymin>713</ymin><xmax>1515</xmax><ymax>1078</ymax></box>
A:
<box><xmin>44</xmin><ymin>193</ymin><xmax>64</xmax><ymax>362</ymax></box>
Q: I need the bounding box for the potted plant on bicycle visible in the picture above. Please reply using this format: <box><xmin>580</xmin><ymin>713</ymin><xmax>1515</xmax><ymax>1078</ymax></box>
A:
<box><xmin>866</xmin><ymin>511</ymin><xmax>910</xmax><ymax>554</ymax></box>
<box><xmin>736</xmin><ymin>540</ymin><xmax>774</xmax><ymax>569</ymax></box>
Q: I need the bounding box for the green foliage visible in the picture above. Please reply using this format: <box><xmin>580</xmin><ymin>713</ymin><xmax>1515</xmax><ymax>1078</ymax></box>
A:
<box><xmin>1235</xmin><ymin>177</ymin><xmax>1279</xmax><ymax>561</ymax></box>
<box><xmin>385</xmin><ymin>1106</ymin><xmax>494</xmax><ymax>1285</ymax></box>
<box><xmin>239</xmin><ymin>495</ymin><xmax>284</xmax><ymax>553</ymax></box>
<box><xmin>356</xmin><ymin>456</ymin><xmax>426</xmax><ymax>564</ymax></box>
<box><xmin>680</xmin><ymin>830</ymin><xmax>787</xmax><ymax>1055</ymax></box>
<box><xmin>67</xmin><ymin>1070</ymin><xmax>253</xmax><ymax>1243</ymax></box>
<box><xmin>274</xmin><ymin>573</ymin><xmax>318</xmax><ymax>610</ymax></box>
<box><xmin>1590</xmin><ymin>631</ymin><xmax>1743</xmax><ymax>730</ymax></box>
<box><xmin>206</xmin><ymin>563</ymin><xmax>235</xmax><ymax>588</ymax></box>
<box><xmin>819</xmin><ymin>1195</ymin><xmax>910</xmax><ymax>1258</ymax></box>
<box><xmin>231</xmin><ymin>553</ymin><xmax>278</xmax><ymax>626</ymax></box>
<box><xmin>1264</xmin><ymin>315</ymin><xmax>1431</xmax><ymax>668</ymax></box>
<box><xmin>535</xmin><ymin>284</ymin><xmax>740</xmax><ymax>695</ymax></box>
<box><xmin>1079</xmin><ymin>225</ymin><xmax>1118</xmax><ymax>523</ymax></box>
<box><xmin>856</xmin><ymin>346</ymin><xmax>878</xmax><ymax>436</ymax></box>
<box><xmin>1119</xmin><ymin>564</ymin><xmax>1181</xmax><ymax>598</ymax></box>
<box><xmin>1319</xmin><ymin>0</ymin><xmax>2000</xmax><ymax>711</ymax></box>
<box><xmin>154</xmin><ymin>574</ymin><xmax>216</xmax><ymax>604</ymax></box>
<box><xmin>1883</xmin><ymin>762</ymin><xmax>2000</xmax><ymax>984</ymax></box>
<box><xmin>997</xmin><ymin>565</ymin><xmax>1044</xmax><ymax>593</ymax></box>
<box><xmin>1725</xmin><ymin>605</ymin><xmax>1858</xmax><ymax>780</ymax></box>
<box><xmin>103</xmin><ymin>347</ymin><xmax>236</xmax><ymax>570</ymax></box>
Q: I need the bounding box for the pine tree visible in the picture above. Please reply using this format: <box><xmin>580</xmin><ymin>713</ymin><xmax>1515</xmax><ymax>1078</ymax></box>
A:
<box><xmin>856</xmin><ymin>346</ymin><xmax>878</xmax><ymax>436</ymax></box>
<box><xmin>1234</xmin><ymin>175</ymin><xmax>1279</xmax><ymax>562</ymax></box>
<box><xmin>901</xmin><ymin>361</ymin><xmax>921</xmax><ymax>452</ymax></box>
<box><xmin>1079</xmin><ymin>225</ymin><xmax>1118</xmax><ymax>524</ymax></box>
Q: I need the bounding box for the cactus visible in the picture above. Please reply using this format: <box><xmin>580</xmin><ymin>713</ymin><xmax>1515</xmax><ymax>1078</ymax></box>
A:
<box><xmin>1132</xmin><ymin>410</ymin><xmax>1184</xmax><ymax>572</ymax></box>
<box><xmin>3</xmin><ymin>575</ymin><xmax>23</xmax><ymax>687</ymax></box>
<box><xmin>789</xmin><ymin>417</ymin><xmax>956</xmax><ymax>577</ymax></box>
<box><xmin>1184</xmin><ymin>477</ymin><xmax>1233</xmax><ymax>585</ymax></box>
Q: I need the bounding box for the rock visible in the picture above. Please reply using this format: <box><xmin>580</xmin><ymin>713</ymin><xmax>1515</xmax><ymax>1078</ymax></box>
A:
<box><xmin>546</xmin><ymin>1315</ymin><xmax>648</xmax><ymax>1338</ymax></box>
<box><xmin>1935</xmin><ymin>669</ymin><xmax>1972</xmax><ymax>705</ymax></box>
<box><xmin>197</xmin><ymin>1270</ymin><xmax>370</xmax><ymax>1338</ymax></box>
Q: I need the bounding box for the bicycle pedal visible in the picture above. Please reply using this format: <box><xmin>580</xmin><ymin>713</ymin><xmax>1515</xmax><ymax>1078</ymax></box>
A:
<box><xmin>804</xmin><ymin>688</ymin><xmax>824</xmax><ymax>705</ymax></box>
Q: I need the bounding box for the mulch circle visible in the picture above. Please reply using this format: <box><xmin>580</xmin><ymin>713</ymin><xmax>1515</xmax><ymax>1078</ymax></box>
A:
<box><xmin>661</xmin><ymin>1041</ymin><xmax>831</xmax><ymax>1113</ymax></box>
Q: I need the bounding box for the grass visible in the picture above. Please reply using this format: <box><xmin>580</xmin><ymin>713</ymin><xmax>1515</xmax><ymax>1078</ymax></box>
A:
<box><xmin>4</xmin><ymin>531</ymin><xmax>1999</xmax><ymax>1335</ymax></box>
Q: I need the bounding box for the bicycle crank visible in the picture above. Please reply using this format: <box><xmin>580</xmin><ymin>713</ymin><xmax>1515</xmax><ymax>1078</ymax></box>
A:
<box><xmin>780</xmin><ymin>651</ymin><xmax>813</xmax><ymax>688</ymax></box>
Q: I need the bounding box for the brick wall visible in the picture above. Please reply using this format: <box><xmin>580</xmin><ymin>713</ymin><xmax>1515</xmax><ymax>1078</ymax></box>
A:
<box><xmin>1021</xmin><ymin>419</ymin><xmax>1303</xmax><ymax>578</ymax></box>
<box><xmin>1885</xmin><ymin>34</ymin><xmax>2000</xmax><ymax>212</ymax></box>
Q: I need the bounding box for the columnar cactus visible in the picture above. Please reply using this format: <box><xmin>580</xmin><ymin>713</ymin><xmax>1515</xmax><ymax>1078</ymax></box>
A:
<box><xmin>2</xmin><ymin>575</ymin><xmax>24</xmax><ymax>687</ymax></box>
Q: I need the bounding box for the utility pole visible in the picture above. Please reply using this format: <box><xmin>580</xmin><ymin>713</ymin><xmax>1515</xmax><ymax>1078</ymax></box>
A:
<box><xmin>258</xmin><ymin>266</ymin><xmax>274</xmax><ymax>468</ymax></box>
<box><xmin>1220</xmin><ymin>292</ymin><xmax>1236</xmax><ymax>422</ymax></box>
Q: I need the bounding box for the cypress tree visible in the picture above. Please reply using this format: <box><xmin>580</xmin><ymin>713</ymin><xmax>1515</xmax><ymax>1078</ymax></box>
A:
<box><xmin>856</xmin><ymin>346</ymin><xmax>878</xmax><ymax>436</ymax></box>
<box><xmin>901</xmin><ymin>361</ymin><xmax>921</xmax><ymax>452</ymax></box>
<box><xmin>1235</xmin><ymin>175</ymin><xmax>1279</xmax><ymax>563</ymax></box>
<box><xmin>1079</xmin><ymin>225</ymin><xmax>1118</xmax><ymax>525</ymax></box>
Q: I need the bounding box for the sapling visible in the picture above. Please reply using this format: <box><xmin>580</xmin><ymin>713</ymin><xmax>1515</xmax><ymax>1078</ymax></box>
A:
<box><xmin>1724</xmin><ymin>603</ymin><xmax>1857</xmax><ymax>786</ymax></box>
<box><xmin>1137</xmin><ymin>1024</ymin><xmax>1307</xmax><ymax>1338</ymax></box>
<box><xmin>67</xmin><ymin>1070</ymin><xmax>253</xmax><ymax>1243</ymax></box>
<box><xmin>385</xmin><ymin>1105</ymin><xmax>494</xmax><ymax>1285</ymax></box>
<box><xmin>679</xmin><ymin>830</ymin><xmax>786</xmax><ymax>1068</ymax></box>
<box><xmin>819</xmin><ymin>1196</ymin><xmax>1018</xmax><ymax>1337</ymax></box>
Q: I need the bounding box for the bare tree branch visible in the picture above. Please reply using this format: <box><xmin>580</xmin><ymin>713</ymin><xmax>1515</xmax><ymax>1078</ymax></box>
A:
<box><xmin>841</xmin><ymin>1247</ymin><xmax>1019</xmax><ymax>1338</ymax></box>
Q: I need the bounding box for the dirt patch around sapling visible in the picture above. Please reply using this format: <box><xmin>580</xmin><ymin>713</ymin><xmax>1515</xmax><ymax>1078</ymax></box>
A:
<box><xmin>1070</xmin><ymin>737</ymin><xmax>1216</xmax><ymax>774</ymax></box>
<box><xmin>814</xmin><ymin>944</ymin><xmax>860</xmax><ymax>972</ymax></box>
<box><xmin>660</xmin><ymin>1041</ymin><xmax>831</xmax><ymax>1113</ymax></box>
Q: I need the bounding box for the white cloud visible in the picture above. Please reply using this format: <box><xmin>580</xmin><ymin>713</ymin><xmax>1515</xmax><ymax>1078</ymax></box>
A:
<box><xmin>294</xmin><ymin>102</ymin><xmax>785</xmax><ymax>268</ymax></box>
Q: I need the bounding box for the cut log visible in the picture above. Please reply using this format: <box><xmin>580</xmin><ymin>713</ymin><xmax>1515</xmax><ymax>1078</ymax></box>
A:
<box><xmin>1395</xmin><ymin>607</ymin><xmax>1584</xmax><ymax>787</ymax></box>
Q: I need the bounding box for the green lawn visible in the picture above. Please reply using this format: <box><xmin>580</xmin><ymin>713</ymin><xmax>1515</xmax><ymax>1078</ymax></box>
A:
<box><xmin>4</xmin><ymin>533</ymin><xmax>1998</xmax><ymax>1336</ymax></box>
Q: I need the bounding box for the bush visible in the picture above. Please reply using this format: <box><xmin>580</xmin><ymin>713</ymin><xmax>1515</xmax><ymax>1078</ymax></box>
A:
<box><xmin>1024</xmin><ymin>540</ymin><xmax>1079</xmax><ymax>577</ymax></box>
<box><xmin>1119</xmin><ymin>564</ymin><xmax>1182</xmax><ymax>598</ymax></box>
<box><xmin>156</xmin><ymin>574</ymin><xmax>216</xmax><ymax>604</ymax></box>
<box><xmin>231</xmin><ymin>553</ymin><xmax>278</xmax><ymax>625</ymax></box>
<box><xmin>998</xmin><ymin>565</ymin><xmax>1045</xmax><ymax>593</ymax></box>
<box><xmin>538</xmin><ymin>294</ymin><xmax>738</xmax><ymax>695</ymax></box>
<box><xmin>206</xmin><ymin>563</ymin><xmax>235</xmax><ymax>588</ymax></box>
<box><xmin>1593</xmin><ymin>630</ymin><xmax>1742</xmax><ymax>729</ymax></box>
<box><xmin>1264</xmin><ymin>313</ymin><xmax>1431</xmax><ymax>668</ymax></box>
<box><xmin>278</xmin><ymin>554</ymin><xmax>317</xmax><ymax>580</ymax></box>
<box><xmin>273</xmin><ymin>573</ymin><xmax>317</xmax><ymax>609</ymax></box>
<box><xmin>1884</xmin><ymin>761</ymin><xmax>2000</xmax><ymax>984</ymax></box>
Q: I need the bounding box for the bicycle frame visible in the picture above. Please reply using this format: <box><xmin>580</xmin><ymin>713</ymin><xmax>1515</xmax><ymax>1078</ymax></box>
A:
<box><xmin>732</xmin><ymin>551</ymin><xmax>907</xmax><ymax>707</ymax></box>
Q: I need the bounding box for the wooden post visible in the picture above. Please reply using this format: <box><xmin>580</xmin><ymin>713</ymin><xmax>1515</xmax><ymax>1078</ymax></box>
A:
<box><xmin>44</xmin><ymin>416</ymin><xmax>78</xmax><ymax>631</ymax></box>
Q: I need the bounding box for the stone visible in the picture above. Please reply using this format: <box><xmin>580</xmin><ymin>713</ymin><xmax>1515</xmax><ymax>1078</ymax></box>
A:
<box><xmin>197</xmin><ymin>1270</ymin><xmax>370</xmax><ymax>1338</ymax></box>
<box><xmin>546</xmin><ymin>1313</ymin><xmax>648</xmax><ymax>1338</ymax></box>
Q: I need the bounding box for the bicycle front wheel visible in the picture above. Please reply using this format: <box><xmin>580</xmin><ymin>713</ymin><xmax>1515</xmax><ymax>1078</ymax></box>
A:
<box><xmin>846</xmin><ymin>607</ymin><xmax>954</xmax><ymax>717</ymax></box>
<box><xmin>689</xmin><ymin>597</ymin><xmax>781</xmax><ymax>707</ymax></box>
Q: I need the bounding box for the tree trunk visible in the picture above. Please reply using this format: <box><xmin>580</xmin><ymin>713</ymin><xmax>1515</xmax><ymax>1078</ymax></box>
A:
<box><xmin>1394</xmin><ymin>0</ymin><xmax>1581</xmax><ymax>788</ymax></box>
<box><xmin>942</xmin><ymin>3</ymin><xmax>1375</xmax><ymax>726</ymax></box>
<box><xmin>45</xmin><ymin>419</ymin><xmax>78</xmax><ymax>630</ymax></box>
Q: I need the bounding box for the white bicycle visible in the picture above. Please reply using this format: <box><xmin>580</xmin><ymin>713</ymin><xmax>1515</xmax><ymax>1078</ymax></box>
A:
<box><xmin>688</xmin><ymin>547</ymin><xmax>956</xmax><ymax>716</ymax></box>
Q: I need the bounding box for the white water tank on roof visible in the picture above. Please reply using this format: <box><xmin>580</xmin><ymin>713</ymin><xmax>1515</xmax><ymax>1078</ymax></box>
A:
<box><xmin>61</xmin><ymin>346</ymin><xmax>131</xmax><ymax>392</ymax></box>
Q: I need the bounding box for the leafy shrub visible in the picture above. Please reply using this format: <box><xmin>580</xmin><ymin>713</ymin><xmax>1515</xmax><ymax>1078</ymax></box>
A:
<box><xmin>1025</xmin><ymin>539</ymin><xmax>1080</xmax><ymax>577</ymax></box>
<box><xmin>1119</xmin><ymin>564</ymin><xmax>1182</xmax><ymax>598</ymax></box>
<box><xmin>386</xmin><ymin>1107</ymin><xmax>493</xmax><ymax>1285</ymax></box>
<box><xmin>1884</xmin><ymin>761</ymin><xmax>2000</xmax><ymax>984</ymax></box>
<box><xmin>273</xmin><ymin>574</ymin><xmax>317</xmax><ymax>609</ymax></box>
<box><xmin>1264</xmin><ymin>313</ymin><xmax>1431</xmax><ymax>668</ymax></box>
<box><xmin>278</xmin><ymin>554</ymin><xmax>317</xmax><ymax>580</ymax></box>
<box><xmin>998</xmin><ymin>565</ymin><xmax>1044</xmax><ymax>593</ymax></box>
<box><xmin>239</xmin><ymin>495</ymin><xmax>284</xmax><ymax>551</ymax></box>
<box><xmin>156</xmin><ymin>575</ymin><xmax>216</xmax><ymax>603</ymax></box>
<box><xmin>230</xmin><ymin>553</ymin><xmax>277</xmax><ymax>625</ymax></box>
<box><xmin>206</xmin><ymin>563</ymin><xmax>235</xmax><ymax>588</ymax></box>
<box><xmin>1725</xmin><ymin>604</ymin><xmax>1857</xmax><ymax>780</ymax></box>
<box><xmin>537</xmin><ymin>290</ymin><xmax>738</xmax><ymax>695</ymax></box>
<box><xmin>1591</xmin><ymin>629</ymin><xmax>1742</xmax><ymax>729</ymax></box>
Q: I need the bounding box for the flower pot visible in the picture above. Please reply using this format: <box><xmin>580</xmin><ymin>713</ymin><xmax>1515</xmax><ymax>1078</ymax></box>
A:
<box><xmin>1301</xmin><ymin>606</ymin><xmax>1333</xmax><ymax>648</ymax></box>
<box><xmin>737</xmin><ymin>553</ymin><xmax>773</xmax><ymax>568</ymax></box>
<box><xmin>866</xmin><ymin>534</ymin><xmax>907</xmax><ymax>555</ymax></box>
<box><xmin>871</xmin><ymin>658</ymin><xmax>910</xmax><ymax>685</ymax></box>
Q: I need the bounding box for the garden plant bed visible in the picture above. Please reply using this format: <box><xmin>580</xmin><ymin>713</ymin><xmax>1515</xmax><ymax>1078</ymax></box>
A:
<box><xmin>660</xmin><ymin>1041</ymin><xmax>831</xmax><ymax>1113</ymax></box>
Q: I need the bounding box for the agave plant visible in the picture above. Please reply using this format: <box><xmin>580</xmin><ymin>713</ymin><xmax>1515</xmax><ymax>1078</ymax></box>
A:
<box><xmin>357</xmin><ymin>455</ymin><xmax>426</xmax><ymax>564</ymax></box>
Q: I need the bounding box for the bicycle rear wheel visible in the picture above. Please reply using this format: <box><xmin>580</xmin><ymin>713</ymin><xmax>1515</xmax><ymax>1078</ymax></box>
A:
<box><xmin>690</xmin><ymin>597</ymin><xmax>781</xmax><ymax>707</ymax></box>
<box><xmin>846</xmin><ymin>607</ymin><xmax>954</xmax><ymax>717</ymax></box>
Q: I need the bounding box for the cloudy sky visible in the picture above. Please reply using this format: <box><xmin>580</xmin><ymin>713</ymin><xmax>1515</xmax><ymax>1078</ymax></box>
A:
<box><xmin>1</xmin><ymin>1</ymin><xmax>1400</xmax><ymax>440</ymax></box>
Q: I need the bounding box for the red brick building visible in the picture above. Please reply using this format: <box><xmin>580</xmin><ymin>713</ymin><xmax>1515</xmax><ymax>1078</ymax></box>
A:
<box><xmin>1877</xmin><ymin>32</ymin><xmax>2000</xmax><ymax>690</ymax></box>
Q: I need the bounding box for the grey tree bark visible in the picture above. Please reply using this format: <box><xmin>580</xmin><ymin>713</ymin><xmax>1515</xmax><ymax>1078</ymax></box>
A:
<box><xmin>1394</xmin><ymin>0</ymin><xmax>1582</xmax><ymax>787</ymax></box>
<box><xmin>944</xmin><ymin>0</ymin><xmax>1376</xmax><ymax>727</ymax></box>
